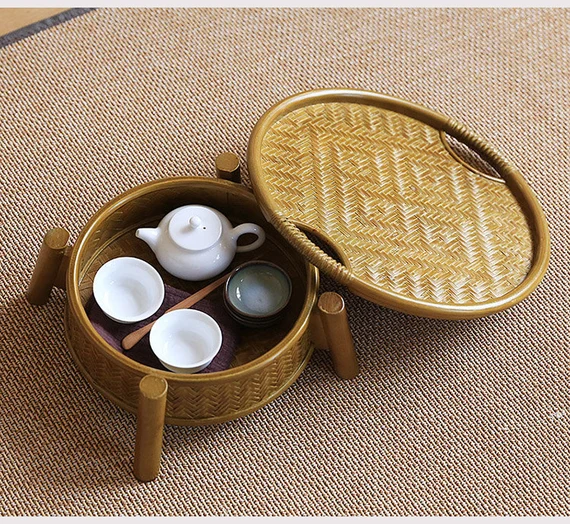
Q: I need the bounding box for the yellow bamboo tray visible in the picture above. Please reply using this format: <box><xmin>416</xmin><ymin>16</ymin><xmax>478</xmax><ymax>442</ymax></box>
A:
<box><xmin>248</xmin><ymin>89</ymin><xmax>550</xmax><ymax>319</ymax></box>
<box><xmin>26</xmin><ymin>88</ymin><xmax>550</xmax><ymax>481</ymax></box>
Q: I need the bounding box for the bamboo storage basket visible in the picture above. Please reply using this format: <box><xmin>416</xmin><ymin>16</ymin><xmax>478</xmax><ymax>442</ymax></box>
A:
<box><xmin>62</xmin><ymin>177</ymin><xmax>319</xmax><ymax>426</ymax></box>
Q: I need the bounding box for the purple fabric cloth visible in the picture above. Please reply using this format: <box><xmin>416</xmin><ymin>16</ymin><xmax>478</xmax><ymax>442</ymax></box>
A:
<box><xmin>85</xmin><ymin>284</ymin><xmax>239</xmax><ymax>373</ymax></box>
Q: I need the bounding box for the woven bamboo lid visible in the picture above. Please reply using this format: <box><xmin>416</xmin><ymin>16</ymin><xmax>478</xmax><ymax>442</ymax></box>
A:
<box><xmin>248</xmin><ymin>89</ymin><xmax>550</xmax><ymax>319</ymax></box>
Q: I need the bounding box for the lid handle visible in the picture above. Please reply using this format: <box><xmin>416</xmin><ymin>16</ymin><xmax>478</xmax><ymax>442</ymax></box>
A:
<box><xmin>273</xmin><ymin>218</ymin><xmax>353</xmax><ymax>286</ymax></box>
<box><xmin>442</xmin><ymin>118</ymin><xmax>516</xmax><ymax>184</ymax></box>
<box><xmin>189</xmin><ymin>216</ymin><xmax>202</xmax><ymax>229</ymax></box>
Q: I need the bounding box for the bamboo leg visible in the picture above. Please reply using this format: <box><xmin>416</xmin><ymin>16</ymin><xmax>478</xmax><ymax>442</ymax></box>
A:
<box><xmin>215</xmin><ymin>152</ymin><xmax>241</xmax><ymax>183</ymax></box>
<box><xmin>134</xmin><ymin>375</ymin><xmax>168</xmax><ymax>482</ymax></box>
<box><xmin>54</xmin><ymin>246</ymin><xmax>72</xmax><ymax>290</ymax></box>
<box><xmin>26</xmin><ymin>228</ymin><xmax>70</xmax><ymax>305</ymax></box>
<box><xmin>309</xmin><ymin>303</ymin><xmax>329</xmax><ymax>350</ymax></box>
<box><xmin>318</xmin><ymin>292</ymin><xmax>359</xmax><ymax>380</ymax></box>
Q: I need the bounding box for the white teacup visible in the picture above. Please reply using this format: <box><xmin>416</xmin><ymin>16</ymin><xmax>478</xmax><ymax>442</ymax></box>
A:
<box><xmin>149</xmin><ymin>309</ymin><xmax>222</xmax><ymax>374</ymax></box>
<box><xmin>93</xmin><ymin>257</ymin><xmax>165</xmax><ymax>324</ymax></box>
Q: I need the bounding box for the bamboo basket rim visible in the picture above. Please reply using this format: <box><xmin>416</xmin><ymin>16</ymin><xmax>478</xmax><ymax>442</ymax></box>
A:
<box><xmin>66</xmin><ymin>177</ymin><xmax>319</xmax><ymax>383</ymax></box>
<box><xmin>247</xmin><ymin>88</ymin><xmax>551</xmax><ymax>320</ymax></box>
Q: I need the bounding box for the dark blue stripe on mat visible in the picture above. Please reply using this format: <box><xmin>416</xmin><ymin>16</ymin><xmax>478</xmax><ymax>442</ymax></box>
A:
<box><xmin>0</xmin><ymin>8</ymin><xmax>95</xmax><ymax>48</ymax></box>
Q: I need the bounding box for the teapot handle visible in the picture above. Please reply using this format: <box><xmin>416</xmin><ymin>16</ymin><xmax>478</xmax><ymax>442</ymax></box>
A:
<box><xmin>232</xmin><ymin>223</ymin><xmax>266</xmax><ymax>253</ymax></box>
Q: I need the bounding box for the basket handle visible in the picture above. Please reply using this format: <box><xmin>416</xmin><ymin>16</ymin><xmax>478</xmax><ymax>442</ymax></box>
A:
<box><xmin>442</xmin><ymin>118</ymin><xmax>520</xmax><ymax>184</ymax></box>
<box><xmin>27</xmin><ymin>228</ymin><xmax>72</xmax><ymax>305</ymax></box>
<box><xmin>272</xmin><ymin>217</ymin><xmax>353</xmax><ymax>286</ymax></box>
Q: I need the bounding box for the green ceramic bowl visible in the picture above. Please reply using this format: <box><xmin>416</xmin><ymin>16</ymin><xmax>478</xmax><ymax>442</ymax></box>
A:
<box><xmin>224</xmin><ymin>261</ymin><xmax>292</xmax><ymax>326</ymax></box>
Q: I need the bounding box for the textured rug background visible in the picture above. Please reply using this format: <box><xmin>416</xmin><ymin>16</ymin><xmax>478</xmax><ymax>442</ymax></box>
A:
<box><xmin>1</xmin><ymin>8</ymin><xmax>568</xmax><ymax>516</ymax></box>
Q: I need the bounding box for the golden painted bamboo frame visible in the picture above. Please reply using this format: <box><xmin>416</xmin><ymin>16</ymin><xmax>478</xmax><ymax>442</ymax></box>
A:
<box><xmin>64</xmin><ymin>177</ymin><xmax>320</xmax><ymax>426</ymax></box>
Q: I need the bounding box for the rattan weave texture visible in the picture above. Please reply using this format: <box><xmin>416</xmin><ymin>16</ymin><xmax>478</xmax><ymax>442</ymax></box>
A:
<box><xmin>250</xmin><ymin>93</ymin><xmax>547</xmax><ymax>318</ymax></box>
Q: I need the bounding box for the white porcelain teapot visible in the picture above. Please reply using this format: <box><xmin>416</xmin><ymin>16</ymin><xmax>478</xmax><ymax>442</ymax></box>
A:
<box><xmin>136</xmin><ymin>205</ymin><xmax>265</xmax><ymax>281</ymax></box>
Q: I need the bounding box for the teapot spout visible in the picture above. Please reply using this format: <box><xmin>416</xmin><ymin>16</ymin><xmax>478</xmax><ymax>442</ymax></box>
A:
<box><xmin>135</xmin><ymin>227</ymin><xmax>160</xmax><ymax>252</ymax></box>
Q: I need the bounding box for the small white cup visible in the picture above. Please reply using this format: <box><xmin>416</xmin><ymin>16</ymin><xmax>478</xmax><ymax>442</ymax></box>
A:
<box><xmin>93</xmin><ymin>257</ymin><xmax>165</xmax><ymax>324</ymax></box>
<box><xmin>149</xmin><ymin>309</ymin><xmax>222</xmax><ymax>374</ymax></box>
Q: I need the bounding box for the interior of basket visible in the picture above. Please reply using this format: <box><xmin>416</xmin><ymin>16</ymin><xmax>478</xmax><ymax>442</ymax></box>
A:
<box><xmin>73</xmin><ymin>179</ymin><xmax>312</xmax><ymax>370</ymax></box>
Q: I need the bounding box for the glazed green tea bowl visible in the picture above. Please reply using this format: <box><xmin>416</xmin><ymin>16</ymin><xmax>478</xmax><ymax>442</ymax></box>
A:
<box><xmin>223</xmin><ymin>261</ymin><xmax>292</xmax><ymax>328</ymax></box>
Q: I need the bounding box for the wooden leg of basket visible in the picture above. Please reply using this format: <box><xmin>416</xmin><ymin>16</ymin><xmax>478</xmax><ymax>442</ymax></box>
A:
<box><xmin>309</xmin><ymin>303</ymin><xmax>329</xmax><ymax>350</ymax></box>
<box><xmin>215</xmin><ymin>152</ymin><xmax>241</xmax><ymax>183</ymax></box>
<box><xmin>54</xmin><ymin>246</ymin><xmax>72</xmax><ymax>290</ymax></box>
<box><xmin>134</xmin><ymin>375</ymin><xmax>168</xmax><ymax>482</ymax></box>
<box><xmin>26</xmin><ymin>228</ymin><xmax>70</xmax><ymax>305</ymax></box>
<box><xmin>318</xmin><ymin>292</ymin><xmax>359</xmax><ymax>380</ymax></box>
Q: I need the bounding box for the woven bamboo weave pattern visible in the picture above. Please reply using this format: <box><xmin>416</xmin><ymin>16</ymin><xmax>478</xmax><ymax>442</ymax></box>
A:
<box><xmin>260</xmin><ymin>102</ymin><xmax>533</xmax><ymax>306</ymax></box>
<box><xmin>65</xmin><ymin>305</ymin><xmax>312</xmax><ymax>424</ymax></box>
<box><xmin>1</xmin><ymin>8</ymin><xmax>567</xmax><ymax>517</ymax></box>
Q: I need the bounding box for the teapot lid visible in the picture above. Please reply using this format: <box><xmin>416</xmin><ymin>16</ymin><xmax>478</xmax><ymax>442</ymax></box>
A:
<box><xmin>168</xmin><ymin>205</ymin><xmax>222</xmax><ymax>251</ymax></box>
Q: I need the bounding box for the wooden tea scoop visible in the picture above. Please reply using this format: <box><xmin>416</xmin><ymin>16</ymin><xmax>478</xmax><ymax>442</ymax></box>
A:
<box><xmin>121</xmin><ymin>271</ymin><xmax>232</xmax><ymax>351</ymax></box>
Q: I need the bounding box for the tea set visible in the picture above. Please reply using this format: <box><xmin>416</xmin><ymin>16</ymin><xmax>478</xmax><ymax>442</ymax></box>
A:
<box><xmin>92</xmin><ymin>204</ymin><xmax>292</xmax><ymax>374</ymax></box>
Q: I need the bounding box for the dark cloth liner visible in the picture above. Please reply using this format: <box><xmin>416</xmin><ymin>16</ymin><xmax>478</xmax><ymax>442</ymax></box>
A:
<box><xmin>85</xmin><ymin>284</ymin><xmax>239</xmax><ymax>373</ymax></box>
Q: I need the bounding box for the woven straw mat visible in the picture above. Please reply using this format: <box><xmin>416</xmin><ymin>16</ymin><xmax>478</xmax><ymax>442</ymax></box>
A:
<box><xmin>1</xmin><ymin>8</ymin><xmax>569</xmax><ymax>516</ymax></box>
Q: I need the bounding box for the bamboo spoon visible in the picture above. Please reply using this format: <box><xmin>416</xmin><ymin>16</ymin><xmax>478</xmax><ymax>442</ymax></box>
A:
<box><xmin>121</xmin><ymin>270</ymin><xmax>232</xmax><ymax>351</ymax></box>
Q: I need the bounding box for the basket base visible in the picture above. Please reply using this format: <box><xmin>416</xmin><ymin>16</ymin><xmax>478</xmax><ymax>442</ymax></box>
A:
<box><xmin>65</xmin><ymin>305</ymin><xmax>315</xmax><ymax>426</ymax></box>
